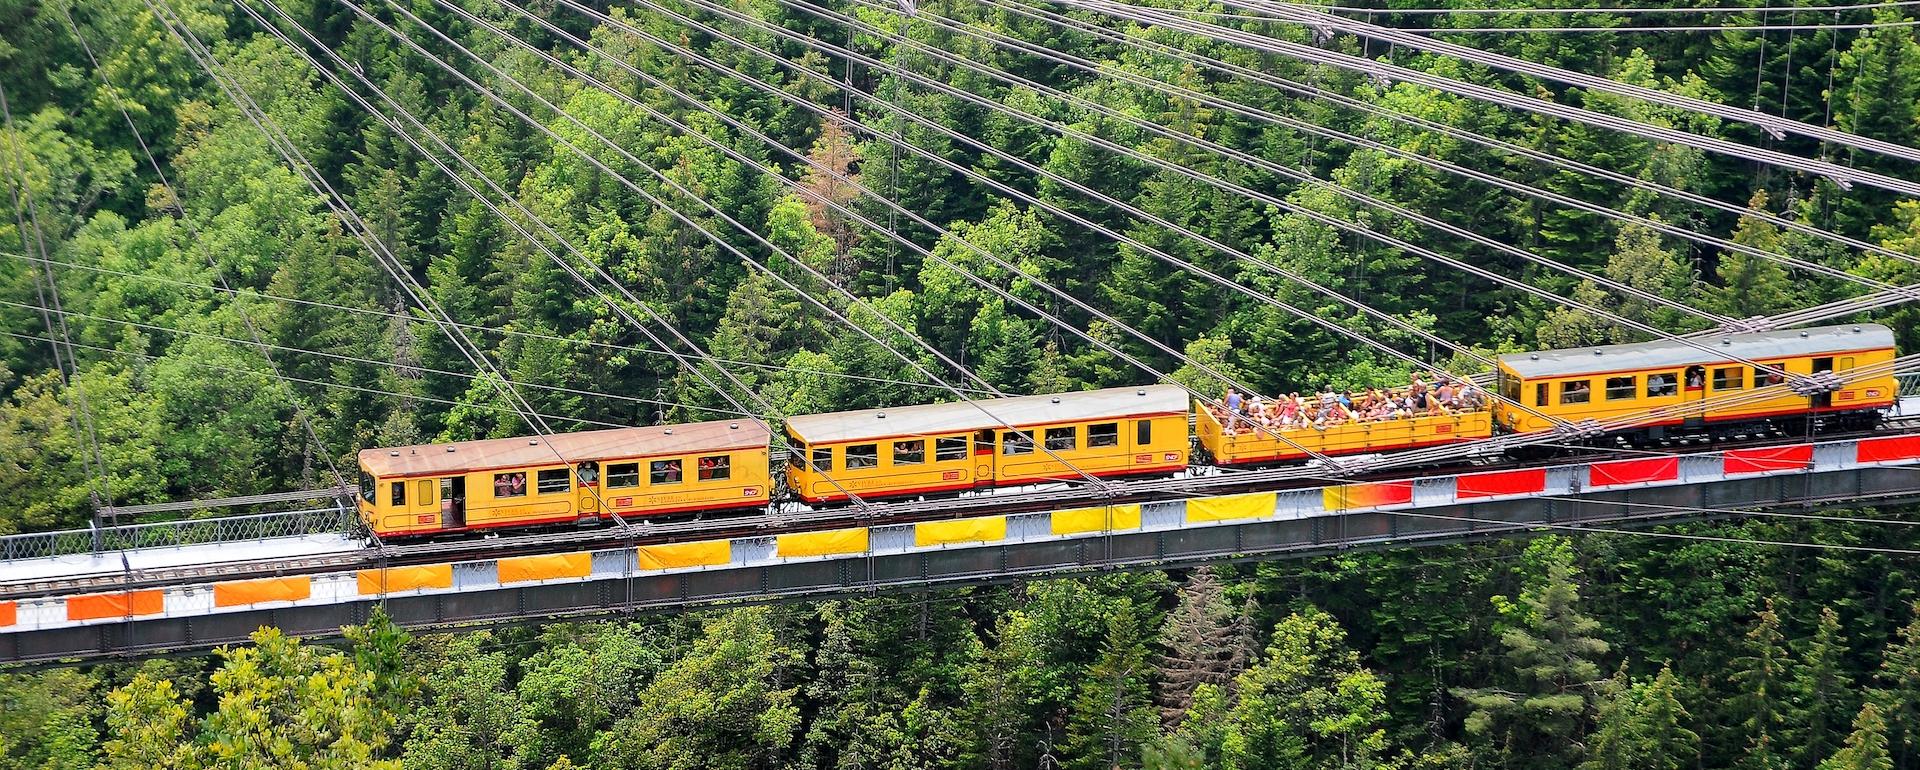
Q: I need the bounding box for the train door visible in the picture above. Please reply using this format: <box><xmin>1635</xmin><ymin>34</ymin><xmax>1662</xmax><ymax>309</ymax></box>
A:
<box><xmin>402</xmin><ymin>479</ymin><xmax>439</xmax><ymax>528</ymax></box>
<box><xmin>1812</xmin><ymin>357</ymin><xmax>1834</xmax><ymax>409</ymax></box>
<box><xmin>973</xmin><ymin>429</ymin><xmax>996</xmax><ymax>486</ymax></box>
<box><xmin>439</xmin><ymin>477</ymin><xmax>465</xmax><ymax>529</ymax></box>
<box><xmin>575</xmin><ymin>461</ymin><xmax>600</xmax><ymax>517</ymax></box>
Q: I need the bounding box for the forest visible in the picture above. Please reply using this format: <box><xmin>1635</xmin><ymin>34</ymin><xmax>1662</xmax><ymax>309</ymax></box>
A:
<box><xmin>3</xmin><ymin>0</ymin><xmax>1920</xmax><ymax>766</ymax></box>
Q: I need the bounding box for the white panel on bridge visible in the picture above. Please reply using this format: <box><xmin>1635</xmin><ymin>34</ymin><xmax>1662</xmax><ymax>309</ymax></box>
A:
<box><xmin>1142</xmin><ymin>500</ymin><xmax>1185</xmax><ymax>529</ymax></box>
<box><xmin>1412</xmin><ymin>477</ymin><xmax>1454</xmax><ymax>507</ymax></box>
<box><xmin>1815</xmin><ymin>442</ymin><xmax>1856</xmax><ymax>471</ymax></box>
<box><xmin>1006</xmin><ymin>512</ymin><xmax>1050</xmax><ymax>541</ymax></box>
<box><xmin>1274</xmin><ymin>490</ymin><xmax>1319</xmax><ymax>520</ymax></box>
<box><xmin>1546</xmin><ymin>467</ymin><xmax>1580</xmax><ymax>495</ymax></box>
<box><xmin>1679</xmin><ymin>455</ymin><xmax>1723</xmax><ymax>483</ymax></box>
<box><xmin>452</xmin><ymin>561</ymin><xmax>497</xmax><ymax>588</ymax></box>
<box><xmin>731</xmin><ymin>536</ymin><xmax>777</xmax><ymax>564</ymax></box>
<box><xmin>869</xmin><ymin>525</ymin><xmax>915</xmax><ymax>553</ymax></box>
<box><xmin>591</xmin><ymin>550</ymin><xmax>635</xmax><ymax>576</ymax></box>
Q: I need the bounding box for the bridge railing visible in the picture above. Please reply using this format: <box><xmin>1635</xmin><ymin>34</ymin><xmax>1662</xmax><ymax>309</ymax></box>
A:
<box><xmin>0</xmin><ymin>506</ymin><xmax>356</xmax><ymax>562</ymax></box>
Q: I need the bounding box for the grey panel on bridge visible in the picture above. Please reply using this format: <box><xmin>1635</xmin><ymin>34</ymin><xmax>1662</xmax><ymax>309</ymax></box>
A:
<box><xmin>4</xmin><ymin>466</ymin><xmax>1914</xmax><ymax>666</ymax></box>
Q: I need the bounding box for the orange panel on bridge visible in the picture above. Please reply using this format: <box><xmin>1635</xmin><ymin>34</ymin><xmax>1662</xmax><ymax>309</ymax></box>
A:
<box><xmin>1456</xmin><ymin>468</ymin><xmax>1547</xmax><ymax>500</ymax></box>
<box><xmin>497</xmin><ymin>552</ymin><xmax>593</xmax><ymax>584</ymax></box>
<box><xmin>213</xmin><ymin>576</ymin><xmax>313</xmax><ymax>607</ymax></box>
<box><xmin>1323</xmin><ymin>482</ymin><xmax>1413</xmax><ymax>511</ymax></box>
<box><xmin>0</xmin><ymin>601</ymin><xmax>14</xmax><ymax>627</ymax></box>
<box><xmin>67</xmin><ymin>590</ymin><xmax>164</xmax><ymax>622</ymax></box>
<box><xmin>636</xmin><ymin>540</ymin><xmax>732</xmax><ymax>569</ymax></box>
<box><xmin>1723</xmin><ymin>445</ymin><xmax>1813</xmax><ymax>475</ymax></box>
<box><xmin>357</xmin><ymin>564</ymin><xmax>454</xmax><ymax>595</ymax></box>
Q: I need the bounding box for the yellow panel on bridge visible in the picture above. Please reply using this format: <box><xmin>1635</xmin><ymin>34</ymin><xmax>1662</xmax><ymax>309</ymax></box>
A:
<box><xmin>636</xmin><ymin>540</ymin><xmax>732</xmax><ymax>570</ymax></box>
<box><xmin>497</xmin><ymin>552</ymin><xmax>593</xmax><ymax>584</ymax></box>
<box><xmin>776</xmin><ymin>528</ymin><xmax>871</xmax><ymax>558</ymax></box>
<box><xmin>1186</xmin><ymin>491</ymin><xmax>1276</xmax><ymax>522</ymax></box>
<box><xmin>1050</xmin><ymin>504</ymin><xmax>1143</xmax><ymax>535</ymax></box>
<box><xmin>915</xmin><ymin>516</ymin><xmax>1008</xmax><ymax>547</ymax></box>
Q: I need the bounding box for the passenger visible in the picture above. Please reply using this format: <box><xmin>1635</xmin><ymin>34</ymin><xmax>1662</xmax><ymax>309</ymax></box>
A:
<box><xmin>1436</xmin><ymin>380</ymin><xmax>1457</xmax><ymax>408</ymax></box>
<box><xmin>1685</xmin><ymin>367</ymin><xmax>1705</xmax><ymax>390</ymax></box>
<box><xmin>1225</xmin><ymin>388</ymin><xmax>1243</xmax><ymax>416</ymax></box>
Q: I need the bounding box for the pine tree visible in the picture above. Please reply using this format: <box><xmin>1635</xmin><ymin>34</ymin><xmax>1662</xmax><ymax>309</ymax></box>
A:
<box><xmin>1819</xmin><ymin>703</ymin><xmax>1896</xmax><ymax>770</ymax></box>
<box><xmin>1215</xmin><ymin>604</ymin><xmax>1389</xmax><ymax>770</ymax></box>
<box><xmin>1871</xmin><ymin>602</ymin><xmax>1920</xmax><ymax>770</ymax></box>
<box><xmin>1710</xmin><ymin>190</ymin><xmax>1797</xmax><ymax>318</ymax></box>
<box><xmin>1065</xmin><ymin>607</ymin><xmax>1159</xmax><ymax>770</ymax></box>
<box><xmin>1155</xmin><ymin>567</ymin><xmax>1248</xmax><ymax>727</ymax></box>
<box><xmin>1727</xmin><ymin>598</ymin><xmax>1793</xmax><ymax>770</ymax></box>
<box><xmin>1582</xmin><ymin>665</ymin><xmax>1699</xmax><ymax>770</ymax></box>
<box><xmin>1794</xmin><ymin>607</ymin><xmax>1860</xmax><ymax>769</ymax></box>
<box><xmin>1457</xmin><ymin>537</ymin><xmax>1610</xmax><ymax>769</ymax></box>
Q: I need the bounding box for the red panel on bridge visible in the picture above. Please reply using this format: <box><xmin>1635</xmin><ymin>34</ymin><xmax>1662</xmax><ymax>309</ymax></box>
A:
<box><xmin>1587</xmin><ymin>457</ymin><xmax>1679</xmax><ymax>488</ymax></box>
<box><xmin>1723</xmin><ymin>445</ymin><xmax>1813</xmax><ymax>475</ymax></box>
<box><xmin>1455</xmin><ymin>468</ymin><xmax>1547</xmax><ymax>500</ymax></box>
<box><xmin>1857</xmin><ymin>435</ymin><xmax>1920</xmax><ymax>464</ymax></box>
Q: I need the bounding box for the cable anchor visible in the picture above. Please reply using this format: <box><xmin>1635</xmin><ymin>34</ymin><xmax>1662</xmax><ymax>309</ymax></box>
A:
<box><xmin>1721</xmin><ymin>316</ymin><xmax>1775</xmax><ymax>334</ymax></box>
<box><xmin>1790</xmin><ymin>371</ymin><xmax>1845</xmax><ymax>397</ymax></box>
<box><xmin>1555</xmin><ymin>419</ymin><xmax>1605</xmax><ymax>441</ymax></box>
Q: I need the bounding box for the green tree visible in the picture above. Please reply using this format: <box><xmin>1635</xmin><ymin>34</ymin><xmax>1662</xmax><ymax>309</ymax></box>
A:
<box><xmin>1064</xmin><ymin>607</ymin><xmax>1159</xmax><ymax>770</ymax></box>
<box><xmin>1580</xmin><ymin>665</ymin><xmax>1699</xmax><ymax>770</ymax></box>
<box><xmin>1871</xmin><ymin>602</ymin><xmax>1920</xmax><ymax>770</ymax></box>
<box><xmin>1458</xmin><ymin>537</ymin><xmax>1610</xmax><ymax>769</ymax></box>
<box><xmin>1793</xmin><ymin>607</ymin><xmax>1861</xmax><ymax>768</ymax></box>
<box><xmin>1819</xmin><ymin>702</ymin><xmax>1896</xmax><ymax>770</ymax></box>
<box><xmin>1213</xmin><ymin>604</ymin><xmax>1389</xmax><ymax>770</ymax></box>
<box><xmin>1726</xmin><ymin>598</ymin><xmax>1794</xmax><ymax>770</ymax></box>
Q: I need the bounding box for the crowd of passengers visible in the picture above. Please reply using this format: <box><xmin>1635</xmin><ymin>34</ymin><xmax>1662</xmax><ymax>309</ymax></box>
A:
<box><xmin>1216</xmin><ymin>373</ymin><xmax>1488</xmax><ymax>434</ymax></box>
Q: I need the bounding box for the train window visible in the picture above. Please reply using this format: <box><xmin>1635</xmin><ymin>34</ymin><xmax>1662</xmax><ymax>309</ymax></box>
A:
<box><xmin>494</xmin><ymin>471</ymin><xmax>527</xmax><ymax>498</ymax></box>
<box><xmin>846</xmin><ymin>444</ymin><xmax>879</xmax><ymax>469</ymax></box>
<box><xmin>1713</xmin><ymin>367</ymin><xmax>1745</xmax><ymax>391</ymax></box>
<box><xmin>1499</xmin><ymin>371</ymin><xmax>1519</xmax><ymax>402</ymax></box>
<box><xmin>577</xmin><ymin>461</ymin><xmax>599</xmax><ymax>486</ymax></box>
<box><xmin>607</xmin><ymin>462</ymin><xmax>640</xmax><ymax>488</ymax></box>
<box><xmin>697</xmin><ymin>455</ymin><xmax>731</xmax><ymax>481</ymax></box>
<box><xmin>1560</xmin><ymin>381</ymin><xmax>1591</xmax><ymax>405</ymax></box>
<box><xmin>537</xmin><ymin>469</ymin><xmax>570</xmax><ymax>494</ymax></box>
<box><xmin>893</xmin><ymin>440</ymin><xmax>925</xmax><ymax>465</ymax></box>
<box><xmin>1089</xmin><ymin>422</ymin><xmax>1119</xmax><ymax>448</ymax></box>
<box><xmin>1646</xmin><ymin>373</ymin><xmax>1678</xmax><ymax>397</ymax></box>
<box><xmin>936</xmin><ymin>436</ymin><xmax>968</xmax><ymax>461</ymax></box>
<box><xmin>1045</xmin><ymin>427</ymin><xmax>1077</xmax><ymax>451</ymax></box>
<box><xmin>359</xmin><ymin>475</ymin><xmax>375</xmax><ymax>503</ymax></box>
<box><xmin>650</xmin><ymin>459</ymin><xmax>682</xmax><ymax>484</ymax></box>
<box><xmin>1535</xmin><ymin>383</ymin><xmax>1549</xmax><ymax>407</ymax></box>
<box><xmin>1003</xmin><ymin>430</ymin><xmax>1034</xmax><ymax>456</ymax></box>
<box><xmin>787</xmin><ymin>446</ymin><xmax>805</xmax><ymax>469</ymax></box>
<box><xmin>390</xmin><ymin>481</ymin><xmax>406</xmax><ymax>506</ymax></box>
<box><xmin>1136</xmin><ymin>420</ymin><xmax>1152</xmax><ymax>445</ymax></box>
<box><xmin>1605</xmin><ymin>376</ymin><xmax>1636</xmax><ymax>401</ymax></box>
<box><xmin>1758</xmin><ymin>364</ymin><xmax>1786</xmax><ymax>386</ymax></box>
<box><xmin>811</xmin><ymin>447</ymin><xmax>832</xmax><ymax>471</ymax></box>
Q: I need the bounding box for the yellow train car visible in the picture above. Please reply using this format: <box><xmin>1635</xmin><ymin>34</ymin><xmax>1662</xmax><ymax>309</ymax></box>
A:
<box><xmin>1493</xmin><ymin>323</ymin><xmax>1897</xmax><ymax>437</ymax></box>
<box><xmin>783</xmin><ymin>385</ymin><xmax>1190</xmax><ymax>504</ymax></box>
<box><xmin>357</xmin><ymin>420</ymin><xmax>772</xmax><ymax>538</ymax></box>
<box><xmin>1196</xmin><ymin>406</ymin><xmax>1492</xmax><ymax>467</ymax></box>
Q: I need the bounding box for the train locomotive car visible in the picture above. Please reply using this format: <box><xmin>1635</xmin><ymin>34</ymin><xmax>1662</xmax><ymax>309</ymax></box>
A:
<box><xmin>357</xmin><ymin>420</ymin><xmax>772</xmax><ymax>538</ymax></box>
<box><xmin>1494</xmin><ymin>323</ymin><xmax>1898</xmax><ymax>440</ymax></box>
<box><xmin>783</xmin><ymin>385</ymin><xmax>1190</xmax><ymax>504</ymax></box>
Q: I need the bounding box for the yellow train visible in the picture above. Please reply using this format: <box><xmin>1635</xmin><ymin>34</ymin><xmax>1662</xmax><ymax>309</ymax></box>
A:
<box><xmin>355</xmin><ymin>323</ymin><xmax>1899</xmax><ymax>537</ymax></box>
<box><xmin>783</xmin><ymin>385</ymin><xmax>1191</xmax><ymax>504</ymax></box>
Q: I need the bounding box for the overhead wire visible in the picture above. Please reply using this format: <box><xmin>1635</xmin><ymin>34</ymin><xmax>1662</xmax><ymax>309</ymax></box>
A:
<box><xmin>958</xmin><ymin>0</ymin><xmax>1920</xmax><ymax>314</ymax></box>
<box><xmin>309</xmin><ymin>0</ymin><xmax>1121</xmax><ymax>492</ymax></box>
<box><xmin>462</xmin><ymin>0</ymin><xmax>1354</xmax><ymax>465</ymax></box>
<box><xmin>1311</xmin><ymin>0</ymin><xmax>1920</xmax><ymax>14</ymax></box>
<box><xmin>1157</xmin><ymin>7</ymin><xmax>1920</xmax><ymax>32</ymax></box>
<box><xmin>58</xmin><ymin>3</ymin><xmax>355</xmax><ymax>503</ymax></box>
<box><xmin>610</xmin><ymin>0</ymin><xmax>1582</xmax><ymax>435</ymax></box>
<box><xmin>1062</xmin><ymin>0</ymin><xmax>1920</xmax><ymax>196</ymax></box>
<box><xmin>0</xmin><ymin>298</ymin><xmax>749</xmax><ymax>417</ymax></box>
<box><xmin>229</xmin><ymin>0</ymin><xmax>888</xmax><ymax>511</ymax></box>
<box><xmin>1231</xmin><ymin>0</ymin><xmax>1920</xmax><ymax>168</ymax></box>
<box><xmin>670</xmin><ymin>0</ymin><xmax>1807</xmax><ymax>387</ymax></box>
<box><xmin>144</xmin><ymin>0</ymin><xmax>646</xmax><ymax>530</ymax></box>
<box><xmin>0</xmin><ymin>80</ymin><xmax>117</xmax><ymax>518</ymax></box>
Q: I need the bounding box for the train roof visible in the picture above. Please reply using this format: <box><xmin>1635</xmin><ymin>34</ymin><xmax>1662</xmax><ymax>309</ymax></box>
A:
<box><xmin>358</xmin><ymin>420</ymin><xmax>772</xmax><ymax>477</ymax></box>
<box><xmin>1497</xmin><ymin>323</ymin><xmax>1895</xmax><ymax>379</ymax></box>
<box><xmin>783</xmin><ymin>385</ymin><xmax>1189</xmax><ymax>444</ymax></box>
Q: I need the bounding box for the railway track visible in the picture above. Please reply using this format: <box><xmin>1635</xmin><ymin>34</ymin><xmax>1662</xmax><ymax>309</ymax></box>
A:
<box><xmin>6</xmin><ymin>416</ymin><xmax>1915</xmax><ymax>600</ymax></box>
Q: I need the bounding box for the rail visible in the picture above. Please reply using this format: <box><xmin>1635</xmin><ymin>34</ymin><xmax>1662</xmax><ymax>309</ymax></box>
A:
<box><xmin>0</xmin><ymin>506</ymin><xmax>356</xmax><ymax>561</ymax></box>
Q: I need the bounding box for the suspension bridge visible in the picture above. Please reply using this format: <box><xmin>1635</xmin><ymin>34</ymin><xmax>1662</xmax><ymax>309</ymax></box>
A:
<box><xmin>6</xmin><ymin>0</ymin><xmax>1920</xmax><ymax>665</ymax></box>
